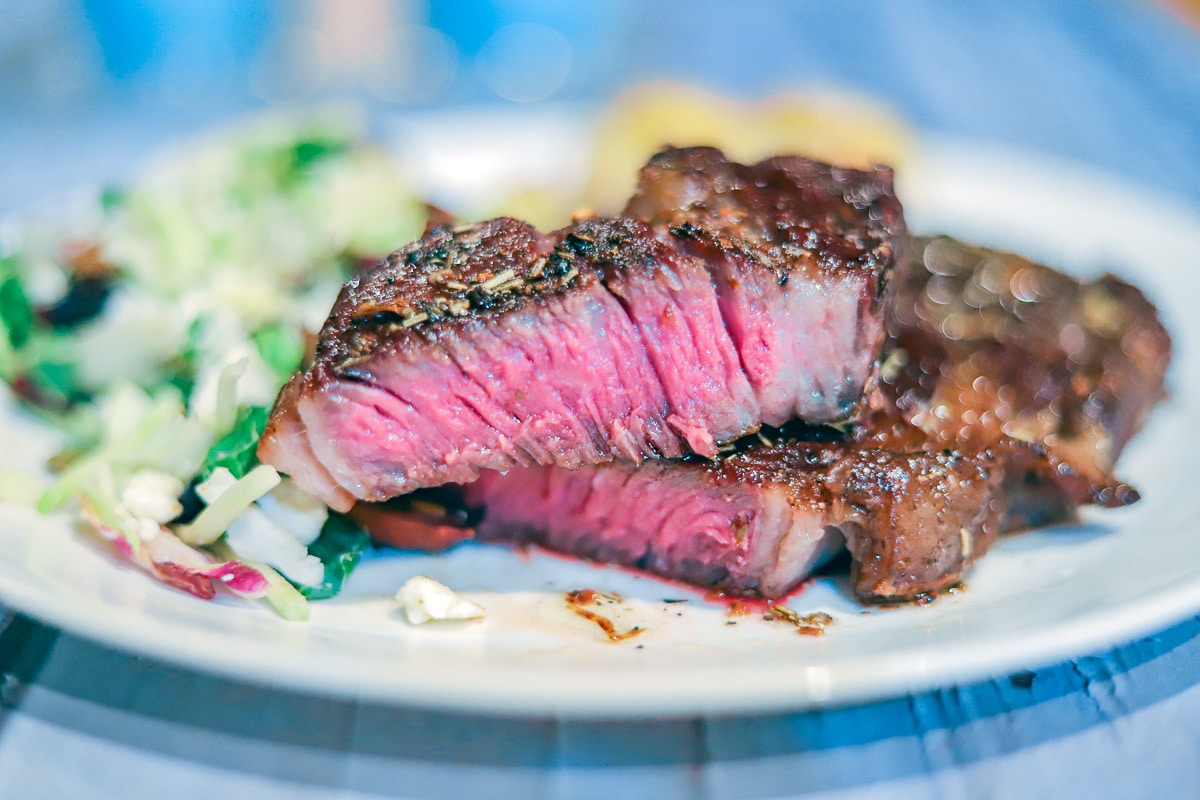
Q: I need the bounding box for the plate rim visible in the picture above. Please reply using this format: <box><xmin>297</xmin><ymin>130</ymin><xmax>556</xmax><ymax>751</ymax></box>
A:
<box><xmin>2</xmin><ymin>136</ymin><xmax>1199</xmax><ymax>717</ymax></box>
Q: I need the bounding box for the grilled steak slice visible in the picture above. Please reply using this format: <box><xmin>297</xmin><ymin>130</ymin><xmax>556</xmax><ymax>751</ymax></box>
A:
<box><xmin>453</xmin><ymin>236</ymin><xmax>1171</xmax><ymax>603</ymax></box>
<box><xmin>464</xmin><ymin>421</ymin><xmax>1005</xmax><ymax>602</ymax></box>
<box><xmin>259</xmin><ymin>148</ymin><xmax>905</xmax><ymax>510</ymax></box>
<box><xmin>883</xmin><ymin>236</ymin><xmax>1171</xmax><ymax>526</ymax></box>
<box><xmin>626</xmin><ymin>147</ymin><xmax>904</xmax><ymax>424</ymax></box>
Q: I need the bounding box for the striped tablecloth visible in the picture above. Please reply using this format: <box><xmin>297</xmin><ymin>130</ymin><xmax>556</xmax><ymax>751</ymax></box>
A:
<box><xmin>2</xmin><ymin>2</ymin><xmax>1199</xmax><ymax>797</ymax></box>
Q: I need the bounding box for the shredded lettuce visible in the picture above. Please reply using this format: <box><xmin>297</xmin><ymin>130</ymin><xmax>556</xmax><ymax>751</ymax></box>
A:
<box><xmin>252</xmin><ymin>323</ymin><xmax>305</xmax><ymax>377</ymax></box>
<box><xmin>38</xmin><ymin>383</ymin><xmax>208</xmax><ymax>514</ymax></box>
<box><xmin>289</xmin><ymin>137</ymin><xmax>348</xmax><ymax>175</ymax></box>
<box><xmin>179</xmin><ymin>463</ymin><xmax>281</xmax><ymax>546</ymax></box>
<box><xmin>212</xmin><ymin>358</ymin><xmax>248</xmax><ymax>435</ymax></box>
<box><xmin>37</xmin><ymin>457</ymin><xmax>99</xmax><ymax>514</ymax></box>
<box><xmin>258</xmin><ymin>562</ymin><xmax>311</xmax><ymax>621</ymax></box>
<box><xmin>4</xmin><ymin>113</ymin><xmax>425</xmax><ymax>617</ymax></box>
<box><xmin>199</xmin><ymin>405</ymin><xmax>270</xmax><ymax>481</ymax></box>
<box><xmin>0</xmin><ymin>256</ymin><xmax>33</xmax><ymax>351</ymax></box>
<box><xmin>297</xmin><ymin>513</ymin><xmax>371</xmax><ymax>600</ymax></box>
<box><xmin>24</xmin><ymin>360</ymin><xmax>80</xmax><ymax>406</ymax></box>
<box><xmin>80</xmin><ymin>471</ymin><xmax>141</xmax><ymax>556</ymax></box>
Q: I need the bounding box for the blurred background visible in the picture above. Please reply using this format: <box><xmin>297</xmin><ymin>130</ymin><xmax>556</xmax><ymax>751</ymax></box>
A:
<box><xmin>2</xmin><ymin>0</ymin><xmax>1199</xmax><ymax>214</ymax></box>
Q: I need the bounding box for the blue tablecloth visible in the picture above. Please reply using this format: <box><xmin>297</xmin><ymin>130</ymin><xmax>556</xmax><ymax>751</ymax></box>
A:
<box><xmin>3</xmin><ymin>612</ymin><xmax>1200</xmax><ymax>798</ymax></box>
<box><xmin>2</xmin><ymin>2</ymin><xmax>1199</xmax><ymax>798</ymax></box>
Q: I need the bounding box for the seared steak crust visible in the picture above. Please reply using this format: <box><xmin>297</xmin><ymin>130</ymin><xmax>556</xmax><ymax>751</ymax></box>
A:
<box><xmin>465</xmin><ymin>420</ymin><xmax>1005</xmax><ymax>602</ymax></box>
<box><xmin>320</xmin><ymin>217</ymin><xmax>558</xmax><ymax>367</ymax></box>
<box><xmin>629</xmin><ymin>147</ymin><xmax>905</xmax><ymax>423</ymax></box>
<box><xmin>260</xmin><ymin>148</ymin><xmax>906</xmax><ymax>509</ymax></box>
<box><xmin>258</xmin><ymin>134</ymin><xmax>1169</xmax><ymax>605</ymax></box>
<box><xmin>626</xmin><ymin>146</ymin><xmax>903</xmax><ymax>282</ymax></box>
<box><xmin>883</xmin><ymin>236</ymin><xmax>1171</xmax><ymax>523</ymax></box>
<box><xmin>458</xmin><ymin>235</ymin><xmax>1171</xmax><ymax>604</ymax></box>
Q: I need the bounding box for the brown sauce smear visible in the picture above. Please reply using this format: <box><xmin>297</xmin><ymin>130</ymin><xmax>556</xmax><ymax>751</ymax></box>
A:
<box><xmin>763</xmin><ymin>606</ymin><xmax>835</xmax><ymax>636</ymax></box>
<box><xmin>565</xmin><ymin>589</ymin><xmax>645</xmax><ymax>642</ymax></box>
<box><xmin>726</xmin><ymin>600</ymin><xmax>752</xmax><ymax>618</ymax></box>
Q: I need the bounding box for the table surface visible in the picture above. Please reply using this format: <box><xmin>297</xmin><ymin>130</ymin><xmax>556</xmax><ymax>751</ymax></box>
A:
<box><xmin>3</xmin><ymin>2</ymin><xmax>1200</xmax><ymax>798</ymax></box>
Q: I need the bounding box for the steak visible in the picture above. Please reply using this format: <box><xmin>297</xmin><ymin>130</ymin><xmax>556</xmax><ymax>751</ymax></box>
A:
<box><xmin>259</xmin><ymin>148</ymin><xmax>905</xmax><ymax>510</ymax></box>
<box><xmin>625</xmin><ymin>147</ymin><xmax>904</xmax><ymax>425</ymax></box>
<box><xmin>455</xmin><ymin>236</ymin><xmax>1171</xmax><ymax>603</ymax></box>
<box><xmin>883</xmin><ymin>236</ymin><xmax>1171</xmax><ymax>527</ymax></box>
<box><xmin>464</xmin><ymin>421</ymin><xmax>1006</xmax><ymax>602</ymax></box>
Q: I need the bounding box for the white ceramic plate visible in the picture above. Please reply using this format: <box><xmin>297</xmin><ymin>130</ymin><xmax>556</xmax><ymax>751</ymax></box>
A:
<box><xmin>2</xmin><ymin>139</ymin><xmax>1199</xmax><ymax>718</ymax></box>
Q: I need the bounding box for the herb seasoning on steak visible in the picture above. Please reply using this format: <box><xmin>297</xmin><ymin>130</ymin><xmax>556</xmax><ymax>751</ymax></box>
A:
<box><xmin>258</xmin><ymin>136</ymin><xmax>1169</xmax><ymax>606</ymax></box>
<box><xmin>457</xmin><ymin>237</ymin><xmax>1171</xmax><ymax>603</ymax></box>
<box><xmin>259</xmin><ymin>148</ymin><xmax>905</xmax><ymax>510</ymax></box>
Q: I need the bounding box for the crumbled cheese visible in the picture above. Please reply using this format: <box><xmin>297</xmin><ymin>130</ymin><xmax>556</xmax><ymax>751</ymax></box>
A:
<box><xmin>120</xmin><ymin>470</ymin><xmax>185</xmax><ymax>524</ymax></box>
<box><xmin>395</xmin><ymin>576</ymin><xmax>485</xmax><ymax>625</ymax></box>
<box><xmin>195</xmin><ymin>467</ymin><xmax>238</xmax><ymax>505</ymax></box>
<box><xmin>224</xmin><ymin>506</ymin><xmax>324</xmax><ymax>587</ymax></box>
<box><xmin>256</xmin><ymin>479</ymin><xmax>328</xmax><ymax>546</ymax></box>
<box><xmin>193</xmin><ymin>469</ymin><xmax>324</xmax><ymax>585</ymax></box>
<box><xmin>133</xmin><ymin>516</ymin><xmax>163</xmax><ymax>542</ymax></box>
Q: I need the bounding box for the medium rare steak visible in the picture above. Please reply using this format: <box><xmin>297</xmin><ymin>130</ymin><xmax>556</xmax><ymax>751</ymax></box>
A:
<box><xmin>464</xmin><ymin>421</ymin><xmax>1006</xmax><ymax>602</ymax></box>
<box><xmin>455</xmin><ymin>236</ymin><xmax>1171</xmax><ymax>603</ymax></box>
<box><xmin>626</xmin><ymin>147</ymin><xmax>904</xmax><ymax>425</ymax></box>
<box><xmin>259</xmin><ymin>148</ymin><xmax>905</xmax><ymax>510</ymax></box>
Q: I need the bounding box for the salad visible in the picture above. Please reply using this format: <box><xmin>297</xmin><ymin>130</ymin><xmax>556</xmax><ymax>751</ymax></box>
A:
<box><xmin>0</xmin><ymin>92</ymin><xmax>905</xmax><ymax>621</ymax></box>
<box><xmin>0</xmin><ymin>111</ymin><xmax>425</xmax><ymax>619</ymax></box>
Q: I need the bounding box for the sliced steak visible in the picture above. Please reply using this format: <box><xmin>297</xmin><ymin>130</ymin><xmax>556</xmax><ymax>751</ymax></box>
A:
<box><xmin>259</xmin><ymin>148</ymin><xmax>905</xmax><ymax>510</ymax></box>
<box><xmin>455</xmin><ymin>236</ymin><xmax>1171</xmax><ymax>603</ymax></box>
<box><xmin>883</xmin><ymin>236</ymin><xmax>1171</xmax><ymax>526</ymax></box>
<box><xmin>627</xmin><ymin>147</ymin><xmax>904</xmax><ymax>423</ymax></box>
<box><xmin>464</xmin><ymin>421</ymin><xmax>1006</xmax><ymax>602</ymax></box>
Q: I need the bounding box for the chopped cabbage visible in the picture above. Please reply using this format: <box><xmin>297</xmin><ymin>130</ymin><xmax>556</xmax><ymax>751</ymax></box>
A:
<box><xmin>2</xmin><ymin>112</ymin><xmax>422</xmax><ymax>617</ymax></box>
